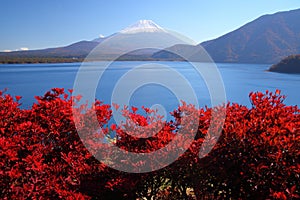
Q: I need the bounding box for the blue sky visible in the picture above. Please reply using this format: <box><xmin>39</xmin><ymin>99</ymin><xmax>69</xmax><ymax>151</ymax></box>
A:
<box><xmin>1</xmin><ymin>0</ymin><xmax>300</xmax><ymax>51</ymax></box>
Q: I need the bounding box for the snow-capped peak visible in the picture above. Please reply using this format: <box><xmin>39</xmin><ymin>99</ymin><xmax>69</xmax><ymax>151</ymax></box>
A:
<box><xmin>120</xmin><ymin>20</ymin><xmax>165</xmax><ymax>34</ymax></box>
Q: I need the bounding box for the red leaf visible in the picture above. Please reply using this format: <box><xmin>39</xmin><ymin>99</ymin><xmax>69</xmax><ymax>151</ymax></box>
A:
<box><xmin>110</xmin><ymin>124</ymin><xmax>117</xmax><ymax>131</ymax></box>
<box><xmin>291</xmin><ymin>185</ymin><xmax>296</xmax><ymax>194</ymax></box>
<box><xmin>15</xmin><ymin>95</ymin><xmax>22</xmax><ymax>101</ymax></box>
<box><xmin>131</xmin><ymin>106</ymin><xmax>138</xmax><ymax>113</ymax></box>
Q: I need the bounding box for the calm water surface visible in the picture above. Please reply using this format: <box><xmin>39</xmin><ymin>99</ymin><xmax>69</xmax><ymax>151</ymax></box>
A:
<box><xmin>0</xmin><ymin>61</ymin><xmax>299</xmax><ymax>112</ymax></box>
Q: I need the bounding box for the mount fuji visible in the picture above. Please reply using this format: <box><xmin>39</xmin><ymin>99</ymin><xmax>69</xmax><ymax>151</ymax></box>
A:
<box><xmin>93</xmin><ymin>19</ymin><xmax>166</xmax><ymax>43</ymax></box>
<box><xmin>119</xmin><ymin>20</ymin><xmax>166</xmax><ymax>34</ymax></box>
<box><xmin>87</xmin><ymin>20</ymin><xmax>191</xmax><ymax>60</ymax></box>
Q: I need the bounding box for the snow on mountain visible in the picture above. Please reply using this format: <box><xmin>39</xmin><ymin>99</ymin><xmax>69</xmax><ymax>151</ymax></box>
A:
<box><xmin>119</xmin><ymin>20</ymin><xmax>166</xmax><ymax>34</ymax></box>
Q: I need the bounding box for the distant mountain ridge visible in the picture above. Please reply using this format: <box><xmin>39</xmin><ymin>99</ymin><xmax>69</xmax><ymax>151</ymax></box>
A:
<box><xmin>0</xmin><ymin>41</ymin><xmax>98</xmax><ymax>58</ymax></box>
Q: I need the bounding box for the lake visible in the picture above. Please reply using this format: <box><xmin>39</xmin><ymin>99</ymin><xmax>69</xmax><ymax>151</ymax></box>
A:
<box><xmin>0</xmin><ymin>61</ymin><xmax>299</xmax><ymax>114</ymax></box>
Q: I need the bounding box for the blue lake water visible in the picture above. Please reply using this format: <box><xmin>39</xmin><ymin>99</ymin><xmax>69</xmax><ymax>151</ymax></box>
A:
<box><xmin>0</xmin><ymin>61</ymin><xmax>299</xmax><ymax>113</ymax></box>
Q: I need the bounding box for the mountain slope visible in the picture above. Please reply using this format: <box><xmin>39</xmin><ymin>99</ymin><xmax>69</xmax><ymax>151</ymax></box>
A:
<box><xmin>201</xmin><ymin>8</ymin><xmax>300</xmax><ymax>64</ymax></box>
<box><xmin>153</xmin><ymin>8</ymin><xmax>300</xmax><ymax>64</ymax></box>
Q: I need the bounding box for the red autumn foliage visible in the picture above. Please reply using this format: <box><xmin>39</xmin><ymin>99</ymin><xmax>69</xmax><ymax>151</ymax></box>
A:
<box><xmin>0</xmin><ymin>88</ymin><xmax>299</xmax><ymax>199</ymax></box>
